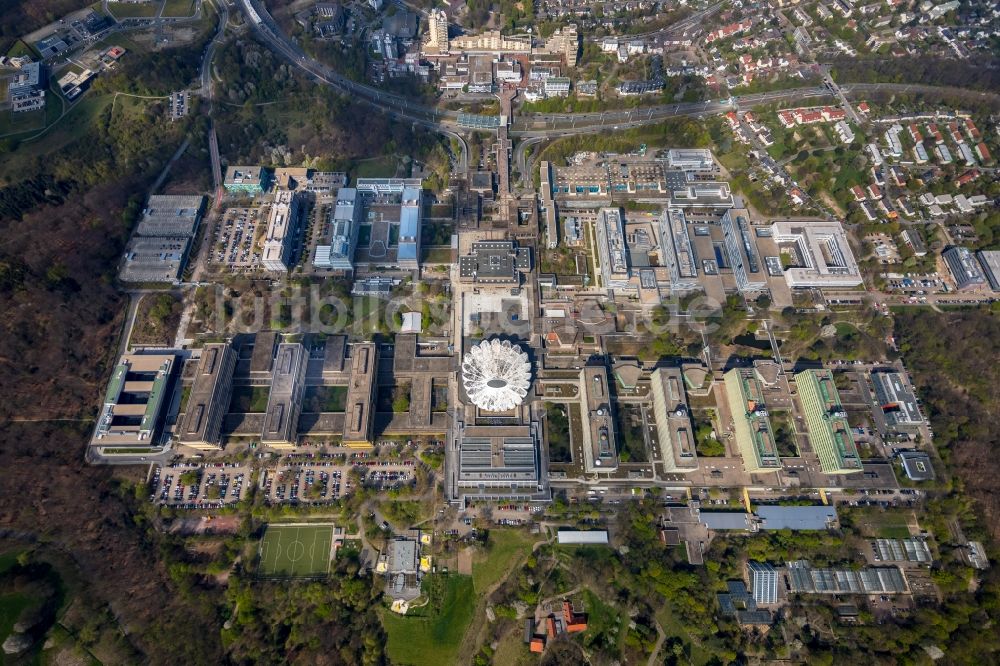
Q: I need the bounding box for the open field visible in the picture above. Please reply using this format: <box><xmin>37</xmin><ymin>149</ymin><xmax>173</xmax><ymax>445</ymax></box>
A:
<box><xmin>0</xmin><ymin>93</ymin><xmax>112</xmax><ymax>181</ymax></box>
<box><xmin>162</xmin><ymin>0</ymin><xmax>198</xmax><ymax>17</ymax></box>
<box><xmin>257</xmin><ymin>524</ymin><xmax>334</xmax><ymax>577</ymax></box>
<box><xmin>107</xmin><ymin>1</ymin><xmax>162</xmax><ymax>18</ymax></box>
<box><xmin>382</xmin><ymin>574</ymin><xmax>475</xmax><ymax>666</ymax></box>
<box><xmin>472</xmin><ymin>529</ymin><xmax>535</xmax><ymax>593</ymax></box>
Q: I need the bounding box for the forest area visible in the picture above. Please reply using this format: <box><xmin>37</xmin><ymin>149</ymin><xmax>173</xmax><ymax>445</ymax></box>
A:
<box><xmin>894</xmin><ymin>306</ymin><xmax>1000</xmax><ymax>540</ymax></box>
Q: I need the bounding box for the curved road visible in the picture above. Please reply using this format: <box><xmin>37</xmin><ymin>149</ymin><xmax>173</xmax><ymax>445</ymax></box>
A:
<box><xmin>237</xmin><ymin>0</ymin><xmax>1000</xmax><ymax>139</ymax></box>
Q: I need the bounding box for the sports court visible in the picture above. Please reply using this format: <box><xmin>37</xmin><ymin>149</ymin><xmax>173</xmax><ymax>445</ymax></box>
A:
<box><xmin>257</xmin><ymin>524</ymin><xmax>335</xmax><ymax>577</ymax></box>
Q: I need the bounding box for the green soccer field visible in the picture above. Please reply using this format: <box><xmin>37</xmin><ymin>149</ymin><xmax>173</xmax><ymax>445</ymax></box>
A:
<box><xmin>258</xmin><ymin>525</ymin><xmax>334</xmax><ymax>577</ymax></box>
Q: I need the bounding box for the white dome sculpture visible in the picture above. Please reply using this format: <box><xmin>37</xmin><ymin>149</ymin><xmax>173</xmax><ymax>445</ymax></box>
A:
<box><xmin>462</xmin><ymin>339</ymin><xmax>532</xmax><ymax>412</ymax></box>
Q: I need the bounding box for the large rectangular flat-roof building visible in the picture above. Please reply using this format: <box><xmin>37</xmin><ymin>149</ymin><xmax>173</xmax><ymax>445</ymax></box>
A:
<box><xmin>787</xmin><ymin>560</ymin><xmax>907</xmax><ymax>594</ymax></box>
<box><xmin>178</xmin><ymin>343</ymin><xmax>236</xmax><ymax>450</ymax></box>
<box><xmin>456</xmin><ymin>424</ymin><xmax>545</xmax><ymax>501</ymax></box>
<box><xmin>135</xmin><ymin>195</ymin><xmax>204</xmax><ymax>237</ymax></box>
<box><xmin>458</xmin><ymin>240</ymin><xmax>531</xmax><ymax>284</ymax></box>
<box><xmin>314</xmin><ymin>187</ymin><xmax>362</xmax><ymax>272</ymax></box>
<box><xmin>91</xmin><ymin>353</ymin><xmax>176</xmax><ymax>449</ymax></box>
<box><xmin>870</xmin><ymin>371</ymin><xmax>923</xmax><ymax>427</ymax></box>
<box><xmin>977</xmin><ymin>250</ymin><xmax>1000</xmax><ymax>291</ymax></box>
<box><xmin>650</xmin><ymin>367</ymin><xmax>698</xmax><ymax>472</ymax></box>
<box><xmin>943</xmin><ymin>246</ymin><xmax>987</xmax><ymax>291</ymax></box>
<box><xmin>262</xmin><ymin>190</ymin><xmax>302</xmax><ymax>272</ymax></box>
<box><xmin>757</xmin><ymin>505</ymin><xmax>837</xmax><ymax>530</ymax></box>
<box><xmin>343</xmin><ymin>343</ymin><xmax>378</xmax><ymax>447</ymax></box>
<box><xmin>795</xmin><ymin>369</ymin><xmax>862</xmax><ymax>474</ymax></box>
<box><xmin>724</xmin><ymin>368</ymin><xmax>781</xmax><ymax>472</ymax></box>
<box><xmin>722</xmin><ymin>209</ymin><xmax>766</xmax><ymax>293</ymax></box>
<box><xmin>580</xmin><ymin>366</ymin><xmax>618</xmax><ymax>472</ymax></box>
<box><xmin>771</xmin><ymin>220</ymin><xmax>862</xmax><ymax>288</ymax></box>
<box><xmin>657</xmin><ymin>208</ymin><xmax>699</xmax><ymax>290</ymax></box>
<box><xmin>224</xmin><ymin>166</ymin><xmax>268</xmax><ymax>195</ymax></box>
<box><xmin>596</xmin><ymin>208</ymin><xmax>630</xmax><ymax>289</ymax></box>
<box><xmin>261</xmin><ymin>343</ymin><xmax>307</xmax><ymax>447</ymax></box>
<box><xmin>397</xmin><ymin>186</ymin><xmax>422</xmax><ymax>269</ymax></box>
<box><xmin>667</xmin><ymin>149</ymin><xmax>714</xmax><ymax>172</ymax></box>
<box><xmin>119</xmin><ymin>235</ymin><xmax>191</xmax><ymax>284</ymax></box>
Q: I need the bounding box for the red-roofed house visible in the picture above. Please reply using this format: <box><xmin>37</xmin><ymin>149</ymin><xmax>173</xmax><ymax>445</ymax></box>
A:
<box><xmin>530</xmin><ymin>638</ymin><xmax>545</xmax><ymax>653</ymax></box>
<box><xmin>563</xmin><ymin>601</ymin><xmax>588</xmax><ymax>633</ymax></box>
<box><xmin>822</xmin><ymin>106</ymin><xmax>846</xmax><ymax>121</ymax></box>
<box><xmin>957</xmin><ymin>169</ymin><xmax>980</xmax><ymax>185</ymax></box>
<box><xmin>851</xmin><ymin>185</ymin><xmax>867</xmax><ymax>202</ymax></box>
<box><xmin>965</xmin><ymin>118</ymin><xmax>982</xmax><ymax>142</ymax></box>
<box><xmin>975</xmin><ymin>142</ymin><xmax>992</xmax><ymax>163</ymax></box>
<box><xmin>857</xmin><ymin>101</ymin><xmax>870</xmax><ymax>114</ymax></box>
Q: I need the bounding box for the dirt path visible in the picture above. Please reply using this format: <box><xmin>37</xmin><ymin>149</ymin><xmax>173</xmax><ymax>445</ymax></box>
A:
<box><xmin>453</xmin><ymin>533</ymin><xmax>554</xmax><ymax>665</ymax></box>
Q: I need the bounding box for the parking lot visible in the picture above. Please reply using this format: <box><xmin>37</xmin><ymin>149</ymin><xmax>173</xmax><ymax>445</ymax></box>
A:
<box><xmin>261</xmin><ymin>459</ymin><xmax>416</xmax><ymax>505</ymax></box>
<box><xmin>213</xmin><ymin>207</ymin><xmax>262</xmax><ymax>270</ymax></box>
<box><xmin>150</xmin><ymin>462</ymin><xmax>251</xmax><ymax>508</ymax></box>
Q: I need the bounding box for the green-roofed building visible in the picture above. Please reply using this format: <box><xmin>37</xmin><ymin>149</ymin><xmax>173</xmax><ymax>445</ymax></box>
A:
<box><xmin>723</xmin><ymin>369</ymin><xmax>781</xmax><ymax>472</ymax></box>
<box><xmin>91</xmin><ymin>352</ymin><xmax>177</xmax><ymax>450</ymax></box>
<box><xmin>795</xmin><ymin>369</ymin><xmax>862</xmax><ymax>474</ymax></box>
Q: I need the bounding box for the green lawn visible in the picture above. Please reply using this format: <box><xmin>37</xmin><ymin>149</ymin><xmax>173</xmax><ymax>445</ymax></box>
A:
<box><xmin>302</xmin><ymin>385</ymin><xmax>347</xmax><ymax>412</ymax></box>
<box><xmin>162</xmin><ymin>0</ymin><xmax>196</xmax><ymax>16</ymax></box>
<box><xmin>0</xmin><ymin>93</ymin><xmax>112</xmax><ymax>181</ymax></box>
<box><xmin>257</xmin><ymin>524</ymin><xmax>334</xmax><ymax>577</ymax></box>
<box><xmin>472</xmin><ymin>530</ymin><xmax>534</xmax><ymax>593</ymax></box>
<box><xmin>107</xmin><ymin>1</ymin><xmax>161</xmax><ymax>18</ymax></box>
<box><xmin>229</xmin><ymin>385</ymin><xmax>271</xmax><ymax>413</ymax></box>
<box><xmin>382</xmin><ymin>574</ymin><xmax>475</xmax><ymax>666</ymax></box>
<box><xmin>353</xmin><ymin>155</ymin><xmax>399</xmax><ymax>179</ymax></box>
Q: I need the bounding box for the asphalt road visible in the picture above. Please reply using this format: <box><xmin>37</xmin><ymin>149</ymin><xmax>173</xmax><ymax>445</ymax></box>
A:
<box><xmin>236</xmin><ymin>0</ymin><xmax>1000</xmax><ymax>141</ymax></box>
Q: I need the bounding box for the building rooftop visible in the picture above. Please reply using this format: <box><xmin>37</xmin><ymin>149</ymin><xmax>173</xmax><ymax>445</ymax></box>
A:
<box><xmin>724</xmin><ymin>369</ymin><xmax>780</xmax><ymax>471</ymax></box>
<box><xmin>771</xmin><ymin>220</ymin><xmax>862</xmax><ymax>288</ymax></box>
<box><xmin>92</xmin><ymin>353</ymin><xmax>176</xmax><ymax>448</ymax></box>
<box><xmin>756</xmin><ymin>505</ymin><xmax>837</xmax><ymax>530</ymax></box>
<box><xmin>135</xmin><ymin>195</ymin><xmax>204</xmax><ymax>238</ymax></box>
<box><xmin>458</xmin><ymin>240</ymin><xmax>531</xmax><ymax>283</ymax></box>
<box><xmin>119</xmin><ymin>235</ymin><xmax>190</xmax><ymax>283</ymax></box>
<box><xmin>899</xmin><ymin>451</ymin><xmax>935</xmax><ymax>481</ymax></box>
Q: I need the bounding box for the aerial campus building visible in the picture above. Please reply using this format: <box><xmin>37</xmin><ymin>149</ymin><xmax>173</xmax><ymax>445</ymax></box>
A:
<box><xmin>314</xmin><ymin>187</ymin><xmax>363</xmax><ymax>272</ymax></box>
<box><xmin>721</xmin><ymin>208</ymin><xmax>766</xmax><ymax>293</ymax></box>
<box><xmin>724</xmin><ymin>368</ymin><xmax>781</xmax><ymax>472</ymax></box>
<box><xmin>667</xmin><ymin>148</ymin><xmax>715</xmax><ymax>172</ymax></box>
<box><xmin>456</xmin><ymin>423</ymin><xmax>545</xmax><ymax>501</ymax></box>
<box><xmin>343</xmin><ymin>342</ymin><xmax>378</xmax><ymax>447</ymax></box>
<box><xmin>262</xmin><ymin>190</ymin><xmax>302</xmax><ymax>272</ymax></box>
<box><xmin>786</xmin><ymin>560</ymin><xmax>908</xmax><ymax>595</ymax></box>
<box><xmin>177</xmin><ymin>343</ymin><xmax>236</xmax><ymax>450</ymax></box>
<box><xmin>580</xmin><ymin>365</ymin><xmax>618</xmax><ymax>472</ymax></box>
<box><xmin>262</xmin><ymin>343</ymin><xmax>308</xmax><ymax>447</ymax></box>
<box><xmin>459</xmin><ymin>240</ymin><xmax>532</xmax><ymax>285</ymax></box>
<box><xmin>870</xmin><ymin>371</ymin><xmax>924</xmax><ymax>427</ymax></box>
<box><xmin>943</xmin><ymin>246</ymin><xmax>987</xmax><ymax>291</ymax></box>
<box><xmin>657</xmin><ymin>209</ymin><xmax>699</xmax><ymax>291</ymax></box>
<box><xmin>91</xmin><ymin>353</ymin><xmax>176</xmax><ymax>450</ymax></box>
<box><xmin>120</xmin><ymin>195</ymin><xmax>205</xmax><ymax>284</ymax></box>
<box><xmin>224</xmin><ymin>166</ymin><xmax>268</xmax><ymax>195</ymax></box>
<box><xmin>748</xmin><ymin>561</ymin><xmax>778</xmax><ymax>605</ymax></box>
<box><xmin>794</xmin><ymin>370</ymin><xmax>862</xmax><ymax>474</ymax></box>
<box><xmin>462</xmin><ymin>339</ymin><xmax>532</xmax><ymax>412</ymax></box>
<box><xmin>771</xmin><ymin>220</ymin><xmax>862</xmax><ymax>288</ymax></box>
<box><xmin>596</xmin><ymin>208</ymin><xmax>630</xmax><ymax>290</ymax></box>
<box><xmin>649</xmin><ymin>367</ymin><xmax>698</xmax><ymax>473</ymax></box>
